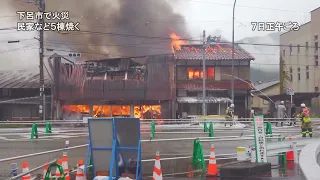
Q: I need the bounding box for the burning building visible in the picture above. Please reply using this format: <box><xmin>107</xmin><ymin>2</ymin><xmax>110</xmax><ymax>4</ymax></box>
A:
<box><xmin>174</xmin><ymin>43</ymin><xmax>255</xmax><ymax>118</ymax></box>
<box><xmin>51</xmin><ymin>54</ymin><xmax>175</xmax><ymax>121</ymax></box>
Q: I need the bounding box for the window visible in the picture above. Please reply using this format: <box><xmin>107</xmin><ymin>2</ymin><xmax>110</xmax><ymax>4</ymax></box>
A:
<box><xmin>298</xmin><ymin>68</ymin><xmax>301</xmax><ymax>81</ymax></box>
<box><xmin>315</xmin><ymin>87</ymin><xmax>319</xmax><ymax>92</ymax></box>
<box><xmin>315</xmin><ymin>35</ymin><xmax>318</xmax><ymax>41</ymax></box>
<box><xmin>315</xmin><ymin>42</ymin><xmax>318</xmax><ymax>53</ymax></box>
<box><xmin>306</xmin><ymin>66</ymin><xmax>309</xmax><ymax>79</ymax></box>
<box><xmin>187</xmin><ymin>67</ymin><xmax>215</xmax><ymax>79</ymax></box>
<box><xmin>315</xmin><ymin>55</ymin><xmax>319</xmax><ymax>66</ymax></box>
<box><xmin>289</xmin><ymin>44</ymin><xmax>292</xmax><ymax>55</ymax></box>
<box><xmin>2</xmin><ymin>89</ymin><xmax>9</xmax><ymax>97</ymax></box>
<box><xmin>297</xmin><ymin>45</ymin><xmax>300</xmax><ymax>53</ymax></box>
<box><xmin>283</xmin><ymin>49</ymin><xmax>285</xmax><ymax>56</ymax></box>
<box><xmin>187</xmin><ymin>91</ymin><xmax>198</xmax><ymax>97</ymax></box>
<box><xmin>290</xmin><ymin>67</ymin><xmax>293</xmax><ymax>82</ymax></box>
<box><xmin>306</xmin><ymin>41</ymin><xmax>309</xmax><ymax>50</ymax></box>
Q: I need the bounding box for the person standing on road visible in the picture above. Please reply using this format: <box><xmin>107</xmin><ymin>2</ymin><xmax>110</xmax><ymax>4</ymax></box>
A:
<box><xmin>225</xmin><ymin>104</ymin><xmax>234</xmax><ymax>127</ymax></box>
<box><xmin>291</xmin><ymin>104</ymin><xmax>296</xmax><ymax>126</ymax></box>
<box><xmin>276</xmin><ymin>101</ymin><xmax>286</xmax><ymax>127</ymax></box>
<box><xmin>296</xmin><ymin>103</ymin><xmax>312</xmax><ymax>138</ymax></box>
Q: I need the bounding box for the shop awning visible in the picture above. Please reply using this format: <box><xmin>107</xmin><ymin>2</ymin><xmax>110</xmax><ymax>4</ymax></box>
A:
<box><xmin>177</xmin><ymin>96</ymin><xmax>232</xmax><ymax>103</ymax></box>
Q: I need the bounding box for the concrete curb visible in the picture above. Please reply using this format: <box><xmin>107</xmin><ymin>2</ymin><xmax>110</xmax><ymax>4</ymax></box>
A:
<box><xmin>299</xmin><ymin>140</ymin><xmax>320</xmax><ymax>180</ymax></box>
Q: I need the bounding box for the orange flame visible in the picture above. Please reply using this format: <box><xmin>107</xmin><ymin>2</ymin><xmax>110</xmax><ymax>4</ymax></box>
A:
<box><xmin>170</xmin><ymin>33</ymin><xmax>187</xmax><ymax>52</ymax></box>
<box><xmin>62</xmin><ymin>104</ymin><xmax>162</xmax><ymax>123</ymax></box>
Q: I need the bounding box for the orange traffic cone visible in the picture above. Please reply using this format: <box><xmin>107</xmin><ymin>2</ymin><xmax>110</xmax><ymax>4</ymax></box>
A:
<box><xmin>152</xmin><ymin>151</ymin><xmax>162</xmax><ymax>180</ymax></box>
<box><xmin>22</xmin><ymin>162</ymin><xmax>31</xmax><ymax>180</ymax></box>
<box><xmin>42</xmin><ymin>162</ymin><xmax>50</xmax><ymax>180</ymax></box>
<box><xmin>62</xmin><ymin>152</ymin><xmax>70</xmax><ymax>180</ymax></box>
<box><xmin>286</xmin><ymin>137</ymin><xmax>294</xmax><ymax>161</ymax></box>
<box><xmin>55</xmin><ymin>159</ymin><xmax>63</xmax><ymax>178</ymax></box>
<box><xmin>187</xmin><ymin>165</ymin><xmax>194</xmax><ymax>178</ymax></box>
<box><xmin>206</xmin><ymin>144</ymin><xmax>219</xmax><ymax>177</ymax></box>
<box><xmin>75</xmin><ymin>160</ymin><xmax>85</xmax><ymax>180</ymax></box>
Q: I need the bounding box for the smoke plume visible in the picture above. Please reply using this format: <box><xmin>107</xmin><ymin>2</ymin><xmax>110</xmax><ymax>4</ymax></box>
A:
<box><xmin>4</xmin><ymin>0</ymin><xmax>189</xmax><ymax>66</ymax></box>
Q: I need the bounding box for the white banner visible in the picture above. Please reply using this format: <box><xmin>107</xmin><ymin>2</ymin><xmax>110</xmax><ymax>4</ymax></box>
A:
<box><xmin>253</xmin><ymin>115</ymin><xmax>267</xmax><ymax>163</ymax></box>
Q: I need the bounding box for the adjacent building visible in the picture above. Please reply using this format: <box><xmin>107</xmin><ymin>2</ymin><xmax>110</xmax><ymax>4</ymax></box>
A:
<box><xmin>174</xmin><ymin>43</ymin><xmax>255</xmax><ymax>118</ymax></box>
<box><xmin>280</xmin><ymin>7</ymin><xmax>320</xmax><ymax>107</ymax></box>
<box><xmin>251</xmin><ymin>80</ymin><xmax>280</xmax><ymax>114</ymax></box>
<box><xmin>0</xmin><ymin>70</ymin><xmax>52</xmax><ymax>121</ymax></box>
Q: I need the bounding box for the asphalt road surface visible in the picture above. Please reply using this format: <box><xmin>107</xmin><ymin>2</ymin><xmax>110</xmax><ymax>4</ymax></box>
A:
<box><xmin>0</xmin><ymin>124</ymin><xmax>318</xmax><ymax>179</ymax></box>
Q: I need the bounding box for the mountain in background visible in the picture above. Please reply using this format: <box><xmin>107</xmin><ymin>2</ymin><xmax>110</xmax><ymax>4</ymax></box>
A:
<box><xmin>237</xmin><ymin>32</ymin><xmax>280</xmax><ymax>83</ymax></box>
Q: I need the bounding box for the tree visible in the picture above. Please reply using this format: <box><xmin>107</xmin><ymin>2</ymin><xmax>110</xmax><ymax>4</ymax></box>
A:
<box><xmin>279</xmin><ymin>54</ymin><xmax>290</xmax><ymax>93</ymax></box>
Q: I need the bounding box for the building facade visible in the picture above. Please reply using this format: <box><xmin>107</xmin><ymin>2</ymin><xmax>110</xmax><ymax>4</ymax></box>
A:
<box><xmin>251</xmin><ymin>80</ymin><xmax>280</xmax><ymax>114</ymax></box>
<box><xmin>174</xmin><ymin>44</ymin><xmax>255</xmax><ymax>118</ymax></box>
<box><xmin>52</xmin><ymin>54</ymin><xmax>175</xmax><ymax>121</ymax></box>
<box><xmin>280</xmin><ymin>7</ymin><xmax>320</xmax><ymax>106</ymax></box>
<box><xmin>0</xmin><ymin>70</ymin><xmax>52</xmax><ymax>121</ymax></box>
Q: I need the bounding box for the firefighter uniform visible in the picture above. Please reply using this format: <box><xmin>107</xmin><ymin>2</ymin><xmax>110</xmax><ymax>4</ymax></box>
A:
<box><xmin>296</xmin><ymin>103</ymin><xmax>312</xmax><ymax>137</ymax></box>
<box><xmin>225</xmin><ymin>104</ymin><xmax>234</xmax><ymax>127</ymax></box>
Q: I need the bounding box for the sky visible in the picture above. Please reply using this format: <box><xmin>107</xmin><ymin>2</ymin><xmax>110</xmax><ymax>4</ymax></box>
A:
<box><xmin>0</xmin><ymin>0</ymin><xmax>320</xmax><ymax>71</ymax></box>
<box><xmin>170</xmin><ymin>0</ymin><xmax>320</xmax><ymax>41</ymax></box>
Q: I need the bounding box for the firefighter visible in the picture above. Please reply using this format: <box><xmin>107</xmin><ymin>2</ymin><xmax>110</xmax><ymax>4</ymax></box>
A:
<box><xmin>225</xmin><ymin>104</ymin><xmax>234</xmax><ymax>127</ymax></box>
<box><xmin>296</xmin><ymin>103</ymin><xmax>312</xmax><ymax>138</ymax></box>
<box><xmin>276</xmin><ymin>101</ymin><xmax>286</xmax><ymax>127</ymax></box>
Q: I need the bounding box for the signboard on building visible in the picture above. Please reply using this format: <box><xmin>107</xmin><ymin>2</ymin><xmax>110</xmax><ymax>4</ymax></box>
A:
<box><xmin>253</xmin><ymin>115</ymin><xmax>267</xmax><ymax>163</ymax></box>
<box><xmin>286</xmin><ymin>88</ymin><xmax>294</xmax><ymax>95</ymax></box>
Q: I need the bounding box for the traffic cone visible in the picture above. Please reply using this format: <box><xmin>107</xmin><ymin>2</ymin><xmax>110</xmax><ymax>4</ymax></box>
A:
<box><xmin>22</xmin><ymin>162</ymin><xmax>31</xmax><ymax>180</ymax></box>
<box><xmin>62</xmin><ymin>152</ymin><xmax>70</xmax><ymax>180</ymax></box>
<box><xmin>152</xmin><ymin>151</ymin><xmax>162</xmax><ymax>180</ymax></box>
<box><xmin>55</xmin><ymin>159</ymin><xmax>63</xmax><ymax>178</ymax></box>
<box><xmin>206</xmin><ymin>144</ymin><xmax>219</xmax><ymax>177</ymax></box>
<box><xmin>187</xmin><ymin>165</ymin><xmax>194</xmax><ymax>178</ymax></box>
<box><xmin>286</xmin><ymin>137</ymin><xmax>294</xmax><ymax>161</ymax></box>
<box><xmin>42</xmin><ymin>162</ymin><xmax>50</xmax><ymax>180</ymax></box>
<box><xmin>75</xmin><ymin>160</ymin><xmax>85</xmax><ymax>180</ymax></box>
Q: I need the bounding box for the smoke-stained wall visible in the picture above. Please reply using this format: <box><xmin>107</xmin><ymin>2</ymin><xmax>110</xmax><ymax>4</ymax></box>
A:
<box><xmin>54</xmin><ymin>55</ymin><xmax>175</xmax><ymax>102</ymax></box>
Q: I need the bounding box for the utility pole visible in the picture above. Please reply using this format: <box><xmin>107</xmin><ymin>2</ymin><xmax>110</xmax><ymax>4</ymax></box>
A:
<box><xmin>231</xmin><ymin>0</ymin><xmax>237</xmax><ymax>105</ymax></box>
<box><xmin>202</xmin><ymin>31</ymin><xmax>221</xmax><ymax>116</ymax></box>
<box><xmin>39</xmin><ymin>0</ymin><xmax>45</xmax><ymax>120</ymax></box>
<box><xmin>202</xmin><ymin>30</ymin><xmax>206</xmax><ymax>116</ymax></box>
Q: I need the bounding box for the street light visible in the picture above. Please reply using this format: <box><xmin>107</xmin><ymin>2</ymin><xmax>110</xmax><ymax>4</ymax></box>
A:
<box><xmin>231</xmin><ymin>0</ymin><xmax>237</xmax><ymax>105</ymax></box>
<box><xmin>202</xmin><ymin>30</ymin><xmax>221</xmax><ymax>116</ymax></box>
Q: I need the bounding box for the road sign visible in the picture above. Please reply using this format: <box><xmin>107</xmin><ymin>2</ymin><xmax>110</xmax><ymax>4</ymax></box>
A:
<box><xmin>286</xmin><ymin>88</ymin><xmax>294</xmax><ymax>95</ymax></box>
<box><xmin>253</xmin><ymin>115</ymin><xmax>267</xmax><ymax>163</ymax></box>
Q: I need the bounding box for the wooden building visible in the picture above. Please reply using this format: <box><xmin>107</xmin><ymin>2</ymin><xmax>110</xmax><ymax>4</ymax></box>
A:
<box><xmin>52</xmin><ymin>54</ymin><xmax>175</xmax><ymax>120</ymax></box>
<box><xmin>0</xmin><ymin>70</ymin><xmax>52</xmax><ymax>121</ymax></box>
<box><xmin>174</xmin><ymin>43</ymin><xmax>255</xmax><ymax>118</ymax></box>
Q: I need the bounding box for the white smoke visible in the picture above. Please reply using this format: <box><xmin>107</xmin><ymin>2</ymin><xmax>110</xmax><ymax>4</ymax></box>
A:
<box><xmin>0</xmin><ymin>1</ymin><xmax>39</xmax><ymax>71</ymax></box>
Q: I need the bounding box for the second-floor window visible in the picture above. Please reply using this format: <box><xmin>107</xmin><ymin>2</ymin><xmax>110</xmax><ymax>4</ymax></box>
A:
<box><xmin>187</xmin><ymin>67</ymin><xmax>215</xmax><ymax>79</ymax></box>
<box><xmin>306</xmin><ymin>66</ymin><xmax>309</xmax><ymax>79</ymax></box>
<box><xmin>298</xmin><ymin>68</ymin><xmax>301</xmax><ymax>81</ymax></box>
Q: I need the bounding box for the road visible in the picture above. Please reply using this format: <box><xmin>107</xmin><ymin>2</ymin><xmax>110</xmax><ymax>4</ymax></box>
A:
<box><xmin>0</xmin><ymin>123</ymin><xmax>318</xmax><ymax>179</ymax></box>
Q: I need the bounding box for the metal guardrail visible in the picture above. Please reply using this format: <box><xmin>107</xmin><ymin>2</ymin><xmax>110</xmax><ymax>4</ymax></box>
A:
<box><xmin>266</xmin><ymin>138</ymin><xmax>320</xmax><ymax>156</ymax></box>
<box><xmin>299</xmin><ymin>141</ymin><xmax>320</xmax><ymax>180</ymax></box>
<box><xmin>2</xmin><ymin>118</ymin><xmax>320</xmax><ymax>124</ymax></box>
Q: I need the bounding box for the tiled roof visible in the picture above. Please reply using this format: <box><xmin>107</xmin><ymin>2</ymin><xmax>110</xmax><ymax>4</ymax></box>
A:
<box><xmin>176</xmin><ymin>80</ymin><xmax>254</xmax><ymax>90</ymax></box>
<box><xmin>0</xmin><ymin>70</ymin><xmax>53</xmax><ymax>88</ymax></box>
<box><xmin>174</xmin><ymin>44</ymin><xmax>255</xmax><ymax>61</ymax></box>
<box><xmin>252</xmin><ymin>80</ymin><xmax>279</xmax><ymax>92</ymax></box>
